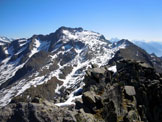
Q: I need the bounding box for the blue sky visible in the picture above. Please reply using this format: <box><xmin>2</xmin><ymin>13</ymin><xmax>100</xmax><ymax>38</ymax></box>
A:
<box><xmin>0</xmin><ymin>0</ymin><xmax>162</xmax><ymax>42</ymax></box>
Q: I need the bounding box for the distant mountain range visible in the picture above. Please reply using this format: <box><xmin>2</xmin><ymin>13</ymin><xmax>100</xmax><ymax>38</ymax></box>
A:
<box><xmin>110</xmin><ymin>38</ymin><xmax>162</xmax><ymax>57</ymax></box>
<box><xmin>0</xmin><ymin>27</ymin><xmax>162</xmax><ymax>122</ymax></box>
<box><xmin>132</xmin><ymin>40</ymin><xmax>162</xmax><ymax>57</ymax></box>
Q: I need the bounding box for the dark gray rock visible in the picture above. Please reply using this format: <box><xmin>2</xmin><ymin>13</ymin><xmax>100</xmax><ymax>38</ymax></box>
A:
<box><xmin>82</xmin><ymin>91</ymin><xmax>96</xmax><ymax>110</ymax></box>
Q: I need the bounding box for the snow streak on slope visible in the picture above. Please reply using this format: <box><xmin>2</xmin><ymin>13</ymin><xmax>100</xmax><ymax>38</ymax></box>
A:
<box><xmin>0</xmin><ymin>56</ymin><xmax>25</xmax><ymax>86</ymax></box>
<box><xmin>29</xmin><ymin>38</ymin><xmax>50</xmax><ymax>57</ymax></box>
<box><xmin>29</xmin><ymin>39</ymin><xmax>41</xmax><ymax>57</ymax></box>
<box><xmin>0</xmin><ymin>28</ymin><xmax>127</xmax><ymax>107</ymax></box>
<box><xmin>0</xmin><ymin>36</ymin><xmax>11</xmax><ymax>45</ymax></box>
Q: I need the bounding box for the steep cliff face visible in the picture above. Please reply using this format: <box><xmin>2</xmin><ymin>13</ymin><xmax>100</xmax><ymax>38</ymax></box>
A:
<box><xmin>0</xmin><ymin>59</ymin><xmax>162</xmax><ymax>122</ymax></box>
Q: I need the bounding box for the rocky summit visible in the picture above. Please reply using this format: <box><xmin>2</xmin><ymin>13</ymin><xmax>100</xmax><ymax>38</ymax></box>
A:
<box><xmin>0</xmin><ymin>27</ymin><xmax>162</xmax><ymax>122</ymax></box>
<box><xmin>0</xmin><ymin>59</ymin><xmax>162</xmax><ymax>122</ymax></box>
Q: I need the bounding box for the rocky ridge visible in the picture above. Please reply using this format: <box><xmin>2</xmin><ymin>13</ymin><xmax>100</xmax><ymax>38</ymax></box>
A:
<box><xmin>0</xmin><ymin>59</ymin><xmax>162</xmax><ymax>122</ymax></box>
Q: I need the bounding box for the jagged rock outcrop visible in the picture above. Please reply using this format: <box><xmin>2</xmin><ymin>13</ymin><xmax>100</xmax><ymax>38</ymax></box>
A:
<box><xmin>77</xmin><ymin>59</ymin><xmax>162</xmax><ymax>122</ymax></box>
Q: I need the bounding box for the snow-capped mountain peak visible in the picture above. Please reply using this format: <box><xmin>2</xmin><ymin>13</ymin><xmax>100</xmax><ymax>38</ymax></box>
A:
<box><xmin>0</xmin><ymin>27</ymin><xmax>129</xmax><ymax>107</ymax></box>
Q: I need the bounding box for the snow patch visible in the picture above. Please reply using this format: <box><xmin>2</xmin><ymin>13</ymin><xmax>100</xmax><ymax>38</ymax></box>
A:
<box><xmin>108</xmin><ymin>65</ymin><xmax>117</xmax><ymax>73</ymax></box>
<box><xmin>55</xmin><ymin>86</ymin><xmax>83</xmax><ymax>107</ymax></box>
